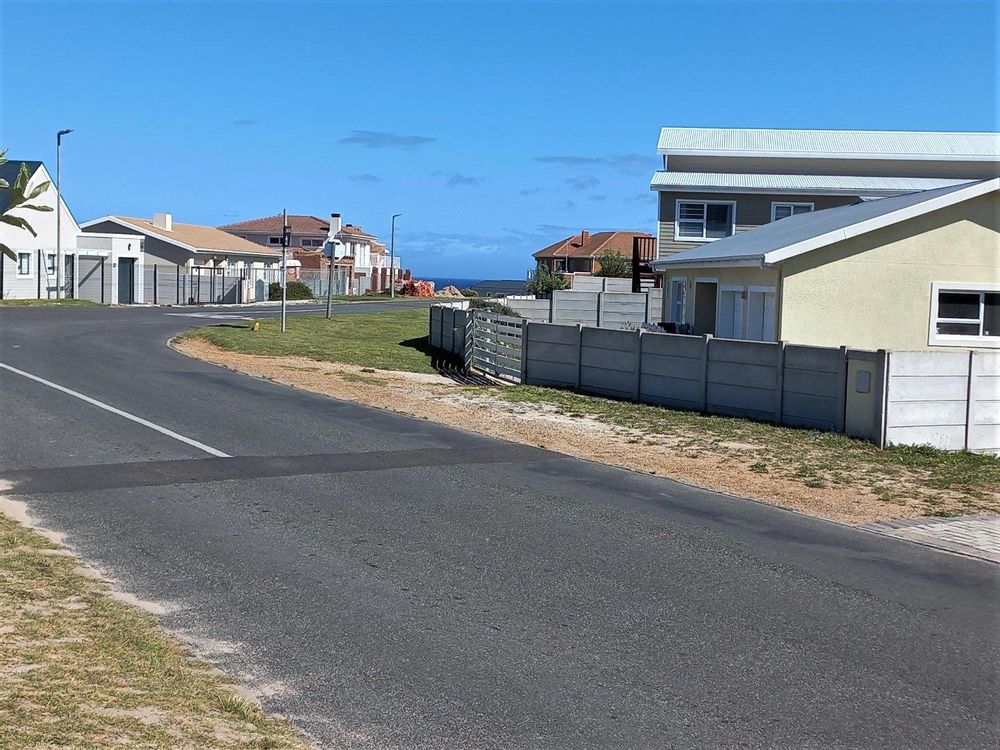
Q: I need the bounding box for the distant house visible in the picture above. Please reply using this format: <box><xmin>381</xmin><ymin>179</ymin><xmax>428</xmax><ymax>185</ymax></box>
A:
<box><xmin>533</xmin><ymin>230</ymin><xmax>655</xmax><ymax>275</ymax></box>
<box><xmin>1</xmin><ymin>160</ymin><xmax>142</xmax><ymax>304</ymax></box>
<box><xmin>652</xmin><ymin>126</ymin><xmax>1000</xmax><ymax>261</ymax></box>
<box><xmin>81</xmin><ymin>213</ymin><xmax>280</xmax><ymax>274</ymax></box>
<box><xmin>221</xmin><ymin>212</ymin><xmax>404</xmax><ymax>294</ymax></box>
<box><xmin>650</xmin><ymin>178</ymin><xmax>999</xmax><ymax>351</ymax></box>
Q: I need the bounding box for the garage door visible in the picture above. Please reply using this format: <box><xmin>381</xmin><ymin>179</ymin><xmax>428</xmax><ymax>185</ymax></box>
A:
<box><xmin>77</xmin><ymin>256</ymin><xmax>109</xmax><ymax>303</ymax></box>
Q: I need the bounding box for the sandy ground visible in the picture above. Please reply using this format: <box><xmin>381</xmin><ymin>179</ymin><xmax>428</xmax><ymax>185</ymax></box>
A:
<box><xmin>170</xmin><ymin>338</ymin><xmax>962</xmax><ymax>526</ymax></box>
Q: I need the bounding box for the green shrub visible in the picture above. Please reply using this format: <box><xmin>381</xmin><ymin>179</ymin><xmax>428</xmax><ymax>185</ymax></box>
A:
<box><xmin>526</xmin><ymin>265</ymin><xmax>569</xmax><ymax>295</ymax></box>
<box><xmin>469</xmin><ymin>298</ymin><xmax>520</xmax><ymax>317</ymax></box>
<box><xmin>594</xmin><ymin>251</ymin><xmax>633</xmax><ymax>278</ymax></box>
<box><xmin>268</xmin><ymin>281</ymin><xmax>314</xmax><ymax>301</ymax></box>
<box><xmin>460</xmin><ymin>288</ymin><xmax>478</xmax><ymax>297</ymax></box>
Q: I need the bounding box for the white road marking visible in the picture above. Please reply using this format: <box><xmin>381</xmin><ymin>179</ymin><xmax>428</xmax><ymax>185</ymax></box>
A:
<box><xmin>164</xmin><ymin>313</ymin><xmax>253</xmax><ymax>320</ymax></box>
<box><xmin>0</xmin><ymin>362</ymin><xmax>231</xmax><ymax>458</ymax></box>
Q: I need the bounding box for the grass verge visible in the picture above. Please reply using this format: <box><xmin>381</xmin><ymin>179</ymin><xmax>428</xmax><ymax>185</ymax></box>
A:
<box><xmin>493</xmin><ymin>386</ymin><xmax>1000</xmax><ymax>517</ymax></box>
<box><xmin>0</xmin><ymin>512</ymin><xmax>307</xmax><ymax>749</ymax></box>
<box><xmin>0</xmin><ymin>298</ymin><xmax>100</xmax><ymax>307</ymax></box>
<box><xmin>179</xmin><ymin>308</ymin><xmax>436</xmax><ymax>374</ymax></box>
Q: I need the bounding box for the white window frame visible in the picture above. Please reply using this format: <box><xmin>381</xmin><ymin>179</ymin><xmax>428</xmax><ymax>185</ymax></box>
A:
<box><xmin>668</xmin><ymin>276</ymin><xmax>687</xmax><ymax>324</ymax></box>
<box><xmin>268</xmin><ymin>236</ymin><xmax>282</xmax><ymax>245</ymax></box>
<box><xmin>928</xmin><ymin>281</ymin><xmax>1000</xmax><ymax>349</ymax></box>
<box><xmin>770</xmin><ymin>202</ymin><xmax>814</xmax><ymax>222</ymax></box>
<box><xmin>46</xmin><ymin>253</ymin><xmax>56</xmax><ymax>275</ymax></box>
<box><xmin>674</xmin><ymin>200</ymin><xmax>737</xmax><ymax>243</ymax></box>
<box><xmin>16</xmin><ymin>252</ymin><xmax>32</xmax><ymax>277</ymax></box>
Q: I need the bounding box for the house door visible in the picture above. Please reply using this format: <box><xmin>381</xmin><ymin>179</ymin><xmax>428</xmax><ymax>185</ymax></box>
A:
<box><xmin>717</xmin><ymin>287</ymin><xmax>744</xmax><ymax>339</ymax></box>
<box><xmin>64</xmin><ymin>255</ymin><xmax>75</xmax><ymax>298</ymax></box>
<box><xmin>117</xmin><ymin>258</ymin><xmax>135</xmax><ymax>304</ymax></box>
<box><xmin>746</xmin><ymin>289</ymin><xmax>776</xmax><ymax>341</ymax></box>
<box><xmin>693</xmin><ymin>281</ymin><xmax>717</xmax><ymax>336</ymax></box>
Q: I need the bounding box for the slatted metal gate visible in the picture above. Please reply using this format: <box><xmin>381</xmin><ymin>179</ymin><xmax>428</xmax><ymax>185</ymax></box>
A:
<box><xmin>472</xmin><ymin>311</ymin><xmax>524</xmax><ymax>383</ymax></box>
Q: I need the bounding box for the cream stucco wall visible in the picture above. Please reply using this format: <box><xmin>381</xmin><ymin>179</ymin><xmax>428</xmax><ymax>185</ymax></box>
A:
<box><xmin>779</xmin><ymin>192</ymin><xmax>1000</xmax><ymax>351</ymax></box>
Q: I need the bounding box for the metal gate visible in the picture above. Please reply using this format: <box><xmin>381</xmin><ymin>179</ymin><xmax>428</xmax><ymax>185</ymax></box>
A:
<box><xmin>472</xmin><ymin>311</ymin><xmax>524</xmax><ymax>383</ymax></box>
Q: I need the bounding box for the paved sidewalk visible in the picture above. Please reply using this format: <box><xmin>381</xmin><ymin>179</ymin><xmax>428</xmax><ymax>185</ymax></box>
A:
<box><xmin>861</xmin><ymin>515</ymin><xmax>1000</xmax><ymax>563</ymax></box>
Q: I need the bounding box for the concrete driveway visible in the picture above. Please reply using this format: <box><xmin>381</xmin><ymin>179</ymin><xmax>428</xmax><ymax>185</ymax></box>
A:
<box><xmin>1</xmin><ymin>302</ymin><xmax>997</xmax><ymax>749</ymax></box>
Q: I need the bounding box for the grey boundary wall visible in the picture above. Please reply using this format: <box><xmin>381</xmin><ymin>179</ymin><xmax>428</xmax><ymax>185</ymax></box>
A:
<box><xmin>522</xmin><ymin>323</ymin><xmax>853</xmax><ymax>432</ymax></box>
<box><xmin>428</xmin><ymin>308</ymin><xmax>999</xmax><ymax>455</ymax></box>
<box><xmin>505</xmin><ymin>289</ymin><xmax>664</xmax><ymax>329</ymax></box>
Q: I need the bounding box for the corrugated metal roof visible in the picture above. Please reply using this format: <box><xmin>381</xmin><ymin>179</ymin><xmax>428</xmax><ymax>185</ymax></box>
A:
<box><xmin>651</xmin><ymin>178</ymin><xmax>998</xmax><ymax>268</ymax></box>
<box><xmin>657</xmin><ymin>127</ymin><xmax>1000</xmax><ymax>159</ymax></box>
<box><xmin>649</xmin><ymin>172</ymin><xmax>972</xmax><ymax>194</ymax></box>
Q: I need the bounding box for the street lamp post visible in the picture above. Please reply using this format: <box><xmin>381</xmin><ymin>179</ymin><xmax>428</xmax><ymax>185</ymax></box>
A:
<box><xmin>55</xmin><ymin>129</ymin><xmax>74</xmax><ymax>299</ymax></box>
<box><xmin>389</xmin><ymin>213</ymin><xmax>401</xmax><ymax>298</ymax></box>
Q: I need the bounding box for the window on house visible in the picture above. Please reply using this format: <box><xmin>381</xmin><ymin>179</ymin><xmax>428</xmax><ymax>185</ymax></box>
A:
<box><xmin>669</xmin><ymin>278</ymin><xmax>687</xmax><ymax>324</ymax></box>
<box><xmin>17</xmin><ymin>252</ymin><xmax>31</xmax><ymax>276</ymax></box>
<box><xmin>268</xmin><ymin>236</ymin><xmax>281</xmax><ymax>245</ymax></box>
<box><xmin>931</xmin><ymin>287</ymin><xmax>1000</xmax><ymax>344</ymax></box>
<box><xmin>771</xmin><ymin>202</ymin><xmax>814</xmax><ymax>221</ymax></box>
<box><xmin>675</xmin><ymin>201</ymin><xmax>735</xmax><ymax>241</ymax></box>
<box><xmin>46</xmin><ymin>254</ymin><xmax>56</xmax><ymax>275</ymax></box>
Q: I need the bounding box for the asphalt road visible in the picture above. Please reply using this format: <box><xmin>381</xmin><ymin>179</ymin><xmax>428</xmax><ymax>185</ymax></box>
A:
<box><xmin>1</xmin><ymin>302</ymin><xmax>997</xmax><ymax>749</ymax></box>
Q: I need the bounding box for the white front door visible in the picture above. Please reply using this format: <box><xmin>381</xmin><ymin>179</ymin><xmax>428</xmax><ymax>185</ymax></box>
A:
<box><xmin>717</xmin><ymin>287</ymin><xmax>744</xmax><ymax>339</ymax></box>
<box><xmin>746</xmin><ymin>289</ymin><xmax>776</xmax><ymax>341</ymax></box>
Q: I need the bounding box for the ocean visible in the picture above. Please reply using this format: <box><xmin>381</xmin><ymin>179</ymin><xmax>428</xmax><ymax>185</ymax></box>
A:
<box><xmin>423</xmin><ymin>277</ymin><xmax>484</xmax><ymax>290</ymax></box>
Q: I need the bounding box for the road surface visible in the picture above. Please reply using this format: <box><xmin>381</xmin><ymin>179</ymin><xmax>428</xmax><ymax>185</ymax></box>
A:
<box><xmin>1</xmin><ymin>302</ymin><xmax>997</xmax><ymax>749</ymax></box>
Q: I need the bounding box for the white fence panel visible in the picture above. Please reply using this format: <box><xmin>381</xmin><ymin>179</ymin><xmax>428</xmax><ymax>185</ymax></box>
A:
<box><xmin>473</xmin><ymin>312</ymin><xmax>524</xmax><ymax>383</ymax></box>
<box><xmin>885</xmin><ymin>351</ymin><xmax>969</xmax><ymax>452</ymax></box>
<box><xmin>969</xmin><ymin>351</ymin><xmax>1000</xmax><ymax>455</ymax></box>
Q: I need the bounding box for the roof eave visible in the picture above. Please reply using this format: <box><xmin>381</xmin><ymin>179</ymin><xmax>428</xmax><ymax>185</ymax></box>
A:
<box><xmin>649</xmin><ymin>183</ymin><xmax>911</xmax><ymax>196</ymax></box>
<box><xmin>658</xmin><ymin>148</ymin><xmax>1000</xmax><ymax>162</ymax></box>
<box><xmin>651</xmin><ymin>257</ymin><xmax>763</xmax><ymax>270</ymax></box>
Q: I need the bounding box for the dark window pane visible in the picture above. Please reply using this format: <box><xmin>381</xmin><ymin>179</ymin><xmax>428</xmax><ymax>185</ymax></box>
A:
<box><xmin>938</xmin><ymin>291</ymin><xmax>980</xmax><ymax>320</ymax></box>
<box><xmin>984</xmin><ymin>293</ymin><xmax>1000</xmax><ymax>336</ymax></box>
<box><xmin>937</xmin><ymin>321</ymin><xmax>980</xmax><ymax>335</ymax></box>
<box><xmin>705</xmin><ymin>204</ymin><xmax>732</xmax><ymax>238</ymax></box>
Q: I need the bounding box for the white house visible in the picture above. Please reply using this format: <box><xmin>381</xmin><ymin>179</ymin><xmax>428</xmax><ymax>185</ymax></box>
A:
<box><xmin>0</xmin><ymin>160</ymin><xmax>142</xmax><ymax>304</ymax></box>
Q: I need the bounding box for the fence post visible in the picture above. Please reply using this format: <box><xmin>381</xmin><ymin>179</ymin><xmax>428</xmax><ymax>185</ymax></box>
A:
<box><xmin>774</xmin><ymin>341</ymin><xmax>786</xmax><ymax>424</ymax></box>
<box><xmin>596</xmin><ymin>291</ymin><xmax>603</xmax><ymax>328</ymax></box>
<box><xmin>37</xmin><ymin>249</ymin><xmax>42</xmax><ymax>299</ymax></box>
<box><xmin>834</xmin><ymin>345</ymin><xmax>848</xmax><ymax>433</ymax></box>
<box><xmin>548</xmin><ymin>294</ymin><xmax>554</xmax><ymax>323</ymax></box>
<box><xmin>700</xmin><ymin>334</ymin><xmax>712</xmax><ymax>412</ymax></box>
<box><xmin>100</xmin><ymin>258</ymin><xmax>105</xmax><ymax>304</ymax></box>
<box><xmin>520</xmin><ymin>321</ymin><xmax>529</xmax><ymax>383</ymax></box>
<box><xmin>574</xmin><ymin>323</ymin><xmax>583</xmax><ymax>391</ymax></box>
<box><xmin>873</xmin><ymin>350</ymin><xmax>889</xmax><ymax>448</ymax></box>
<box><xmin>633</xmin><ymin>328</ymin><xmax>643</xmax><ymax>401</ymax></box>
<box><xmin>964</xmin><ymin>350</ymin><xmax>975</xmax><ymax>452</ymax></box>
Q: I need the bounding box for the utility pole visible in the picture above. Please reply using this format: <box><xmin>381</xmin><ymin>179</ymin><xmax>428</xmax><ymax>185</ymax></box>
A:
<box><xmin>389</xmin><ymin>213</ymin><xmax>401</xmax><ymax>298</ymax></box>
<box><xmin>55</xmin><ymin>129</ymin><xmax>73</xmax><ymax>299</ymax></box>
<box><xmin>280</xmin><ymin>209</ymin><xmax>290</xmax><ymax>332</ymax></box>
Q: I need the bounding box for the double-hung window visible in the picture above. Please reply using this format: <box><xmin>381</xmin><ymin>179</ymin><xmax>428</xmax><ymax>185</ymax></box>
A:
<box><xmin>268</xmin><ymin>236</ymin><xmax>282</xmax><ymax>245</ymax></box>
<box><xmin>16</xmin><ymin>252</ymin><xmax>31</xmax><ymax>277</ymax></box>
<box><xmin>929</xmin><ymin>283</ymin><xmax>1000</xmax><ymax>347</ymax></box>
<box><xmin>46</xmin><ymin>254</ymin><xmax>56</xmax><ymax>275</ymax></box>
<box><xmin>771</xmin><ymin>202</ymin><xmax>814</xmax><ymax>221</ymax></box>
<box><xmin>675</xmin><ymin>201</ymin><xmax>735</xmax><ymax>241</ymax></box>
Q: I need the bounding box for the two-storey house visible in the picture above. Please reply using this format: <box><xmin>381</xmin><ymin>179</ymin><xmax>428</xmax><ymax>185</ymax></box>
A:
<box><xmin>649</xmin><ymin>127</ymin><xmax>1000</xmax><ymax>349</ymax></box>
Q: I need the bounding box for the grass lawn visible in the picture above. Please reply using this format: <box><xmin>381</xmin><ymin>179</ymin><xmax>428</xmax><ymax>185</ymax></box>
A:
<box><xmin>0</xmin><ymin>298</ymin><xmax>100</xmax><ymax>307</ymax></box>
<box><xmin>0</xmin><ymin>513</ymin><xmax>307</xmax><ymax>749</ymax></box>
<box><xmin>180</xmin><ymin>307</ymin><xmax>436</xmax><ymax>374</ymax></box>
<box><xmin>495</xmin><ymin>386</ymin><xmax>1000</xmax><ymax>516</ymax></box>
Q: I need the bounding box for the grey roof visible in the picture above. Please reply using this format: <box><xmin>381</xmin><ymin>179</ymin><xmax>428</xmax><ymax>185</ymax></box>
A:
<box><xmin>0</xmin><ymin>159</ymin><xmax>43</xmax><ymax>213</ymax></box>
<box><xmin>657</xmin><ymin>127</ymin><xmax>1000</xmax><ymax>160</ymax></box>
<box><xmin>652</xmin><ymin>178</ymin><xmax>998</xmax><ymax>268</ymax></box>
<box><xmin>649</xmin><ymin>171</ymin><xmax>972</xmax><ymax>195</ymax></box>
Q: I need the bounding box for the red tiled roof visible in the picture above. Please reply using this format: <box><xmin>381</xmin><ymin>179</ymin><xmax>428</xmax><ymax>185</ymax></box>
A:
<box><xmin>219</xmin><ymin>214</ymin><xmax>330</xmax><ymax>234</ymax></box>
<box><xmin>533</xmin><ymin>230</ymin><xmax>654</xmax><ymax>259</ymax></box>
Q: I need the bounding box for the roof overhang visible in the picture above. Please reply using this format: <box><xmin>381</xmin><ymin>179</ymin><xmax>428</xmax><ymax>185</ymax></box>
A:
<box><xmin>81</xmin><ymin>216</ymin><xmax>281</xmax><ymax>259</ymax></box>
<box><xmin>648</xmin><ymin>183</ymin><xmax>907</xmax><ymax>197</ymax></box>
<box><xmin>657</xmin><ymin>147</ymin><xmax>1000</xmax><ymax>161</ymax></box>
<box><xmin>651</xmin><ymin>257</ymin><xmax>763</xmax><ymax>271</ymax></box>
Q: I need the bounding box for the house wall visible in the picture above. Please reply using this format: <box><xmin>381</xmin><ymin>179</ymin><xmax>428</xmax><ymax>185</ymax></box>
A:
<box><xmin>779</xmin><ymin>192</ymin><xmax>1000</xmax><ymax>351</ymax></box>
<box><xmin>665</xmin><ymin>155</ymin><xmax>1000</xmax><ymax>179</ymax></box>
<box><xmin>656</xmin><ymin>191</ymin><xmax>859</xmax><ymax>257</ymax></box>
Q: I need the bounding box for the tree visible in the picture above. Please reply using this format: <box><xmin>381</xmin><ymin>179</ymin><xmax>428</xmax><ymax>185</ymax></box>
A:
<box><xmin>593</xmin><ymin>251</ymin><xmax>632</xmax><ymax>278</ymax></box>
<box><xmin>0</xmin><ymin>150</ymin><xmax>53</xmax><ymax>261</ymax></box>
<box><xmin>526</xmin><ymin>264</ymin><xmax>569</xmax><ymax>295</ymax></box>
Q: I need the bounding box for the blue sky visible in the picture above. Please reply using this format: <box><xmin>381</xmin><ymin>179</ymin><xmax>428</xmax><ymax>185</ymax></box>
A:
<box><xmin>2</xmin><ymin>1</ymin><xmax>996</xmax><ymax>278</ymax></box>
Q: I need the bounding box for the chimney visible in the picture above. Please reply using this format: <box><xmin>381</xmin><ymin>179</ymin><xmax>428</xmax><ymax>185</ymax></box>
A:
<box><xmin>580</xmin><ymin>229</ymin><xmax>589</xmax><ymax>244</ymax></box>
<box><xmin>330</xmin><ymin>212</ymin><xmax>342</xmax><ymax>234</ymax></box>
<box><xmin>152</xmin><ymin>213</ymin><xmax>173</xmax><ymax>231</ymax></box>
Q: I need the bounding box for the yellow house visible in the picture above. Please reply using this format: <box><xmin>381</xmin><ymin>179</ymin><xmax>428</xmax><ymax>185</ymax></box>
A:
<box><xmin>651</xmin><ymin>178</ymin><xmax>999</xmax><ymax>351</ymax></box>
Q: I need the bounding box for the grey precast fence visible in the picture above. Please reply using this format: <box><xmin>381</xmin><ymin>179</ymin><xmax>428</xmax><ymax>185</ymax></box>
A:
<box><xmin>523</xmin><ymin>323</ymin><xmax>868</xmax><ymax>435</ymax></box>
<box><xmin>428</xmin><ymin>304</ymin><xmax>473</xmax><ymax>370</ymax></box>
<box><xmin>504</xmin><ymin>289</ymin><xmax>664</xmax><ymax>329</ymax></box>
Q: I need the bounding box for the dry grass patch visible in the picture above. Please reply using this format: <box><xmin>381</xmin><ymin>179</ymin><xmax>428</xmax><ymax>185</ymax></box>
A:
<box><xmin>0</xmin><ymin>513</ymin><xmax>308</xmax><ymax>749</ymax></box>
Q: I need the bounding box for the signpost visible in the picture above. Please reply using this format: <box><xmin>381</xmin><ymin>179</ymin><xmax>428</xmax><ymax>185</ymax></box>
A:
<box><xmin>280</xmin><ymin>209</ymin><xmax>290</xmax><ymax>333</ymax></box>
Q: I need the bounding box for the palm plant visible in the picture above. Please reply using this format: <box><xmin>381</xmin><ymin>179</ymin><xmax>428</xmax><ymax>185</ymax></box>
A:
<box><xmin>0</xmin><ymin>149</ymin><xmax>53</xmax><ymax>261</ymax></box>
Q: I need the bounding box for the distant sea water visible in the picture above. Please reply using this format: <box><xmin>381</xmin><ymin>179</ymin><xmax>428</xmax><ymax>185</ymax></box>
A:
<box><xmin>423</xmin><ymin>277</ymin><xmax>484</xmax><ymax>290</ymax></box>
